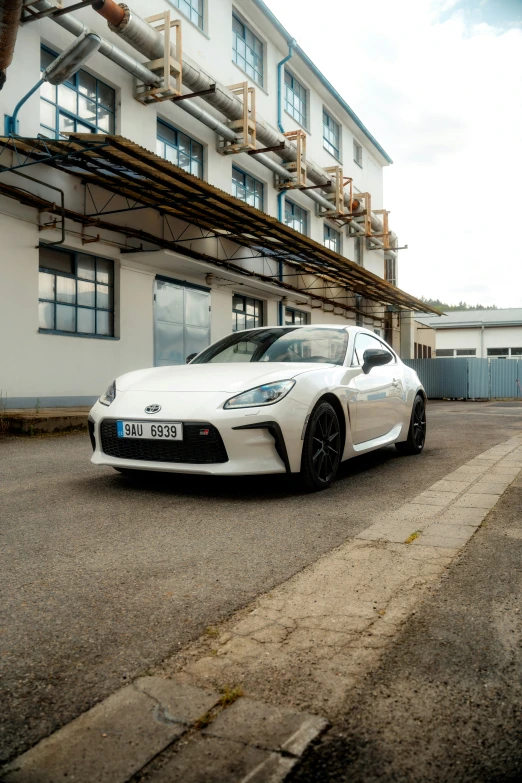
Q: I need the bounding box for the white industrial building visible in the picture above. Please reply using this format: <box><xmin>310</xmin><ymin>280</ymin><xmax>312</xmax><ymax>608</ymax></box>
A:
<box><xmin>415</xmin><ymin>309</ymin><xmax>522</xmax><ymax>359</ymax></box>
<box><xmin>0</xmin><ymin>0</ymin><xmax>434</xmax><ymax>408</ymax></box>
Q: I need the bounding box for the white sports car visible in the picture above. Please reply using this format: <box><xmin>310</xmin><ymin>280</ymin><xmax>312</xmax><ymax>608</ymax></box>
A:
<box><xmin>88</xmin><ymin>325</ymin><xmax>427</xmax><ymax>491</ymax></box>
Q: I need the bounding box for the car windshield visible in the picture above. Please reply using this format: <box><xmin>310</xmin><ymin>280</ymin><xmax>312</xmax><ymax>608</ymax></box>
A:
<box><xmin>192</xmin><ymin>327</ymin><xmax>348</xmax><ymax>365</ymax></box>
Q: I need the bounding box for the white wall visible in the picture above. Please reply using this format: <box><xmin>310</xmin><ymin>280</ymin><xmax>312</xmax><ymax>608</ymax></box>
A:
<box><xmin>435</xmin><ymin>327</ymin><xmax>522</xmax><ymax>358</ymax></box>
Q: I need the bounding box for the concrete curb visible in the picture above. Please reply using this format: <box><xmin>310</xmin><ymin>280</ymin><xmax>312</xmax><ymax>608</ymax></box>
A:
<box><xmin>0</xmin><ymin>408</ymin><xmax>90</xmax><ymax>435</ymax></box>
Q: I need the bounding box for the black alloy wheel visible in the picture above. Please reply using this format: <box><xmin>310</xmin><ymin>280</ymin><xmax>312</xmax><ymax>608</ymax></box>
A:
<box><xmin>299</xmin><ymin>401</ymin><xmax>342</xmax><ymax>491</ymax></box>
<box><xmin>396</xmin><ymin>394</ymin><xmax>426</xmax><ymax>455</ymax></box>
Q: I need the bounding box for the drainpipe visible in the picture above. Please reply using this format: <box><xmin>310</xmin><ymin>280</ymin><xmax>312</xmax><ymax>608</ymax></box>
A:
<box><xmin>277</xmin><ymin>40</ymin><xmax>296</xmax><ymax>133</ymax></box>
<box><xmin>277</xmin><ymin>190</ymin><xmax>288</xmax><ymax>325</ymax></box>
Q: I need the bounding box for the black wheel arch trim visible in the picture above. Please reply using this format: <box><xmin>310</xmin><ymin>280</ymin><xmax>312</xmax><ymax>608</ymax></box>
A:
<box><xmin>232</xmin><ymin>421</ymin><xmax>291</xmax><ymax>474</ymax></box>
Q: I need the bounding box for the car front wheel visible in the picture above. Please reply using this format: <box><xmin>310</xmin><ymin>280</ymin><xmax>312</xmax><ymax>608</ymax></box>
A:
<box><xmin>396</xmin><ymin>394</ymin><xmax>426</xmax><ymax>455</ymax></box>
<box><xmin>298</xmin><ymin>401</ymin><xmax>341</xmax><ymax>492</ymax></box>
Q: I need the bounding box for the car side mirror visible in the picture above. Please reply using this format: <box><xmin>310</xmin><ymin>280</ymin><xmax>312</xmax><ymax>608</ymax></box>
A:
<box><xmin>362</xmin><ymin>348</ymin><xmax>393</xmax><ymax>374</ymax></box>
<box><xmin>186</xmin><ymin>353</ymin><xmax>197</xmax><ymax>364</ymax></box>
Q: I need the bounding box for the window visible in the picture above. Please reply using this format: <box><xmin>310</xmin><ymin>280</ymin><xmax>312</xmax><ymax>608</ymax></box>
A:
<box><xmin>170</xmin><ymin>0</ymin><xmax>203</xmax><ymax>30</ymax></box>
<box><xmin>38</xmin><ymin>246</ymin><xmax>114</xmax><ymax>337</ymax></box>
<box><xmin>232</xmin><ymin>166</ymin><xmax>263</xmax><ymax>210</ymax></box>
<box><xmin>487</xmin><ymin>348</ymin><xmax>511</xmax><ymax>358</ymax></box>
<box><xmin>415</xmin><ymin>343</ymin><xmax>433</xmax><ymax>358</ymax></box>
<box><xmin>456</xmin><ymin>349</ymin><xmax>476</xmax><ymax>356</ymax></box>
<box><xmin>436</xmin><ymin>349</ymin><xmax>455</xmax><ymax>357</ymax></box>
<box><xmin>324</xmin><ymin>224</ymin><xmax>341</xmax><ymax>254</ymax></box>
<box><xmin>354</xmin><ymin>236</ymin><xmax>364</xmax><ymax>266</ymax></box>
<box><xmin>512</xmin><ymin>348</ymin><xmax>522</xmax><ymax>356</ymax></box>
<box><xmin>285</xmin><ymin>200</ymin><xmax>307</xmax><ymax>235</ymax></box>
<box><xmin>40</xmin><ymin>47</ymin><xmax>115</xmax><ymax>138</ymax></box>
<box><xmin>323</xmin><ymin>110</ymin><xmax>340</xmax><ymax>159</ymax></box>
<box><xmin>232</xmin><ymin>294</ymin><xmax>263</xmax><ymax>332</ymax></box>
<box><xmin>385</xmin><ymin>257</ymin><xmax>397</xmax><ymax>286</ymax></box>
<box><xmin>285</xmin><ymin>308</ymin><xmax>308</xmax><ymax>325</ymax></box>
<box><xmin>232</xmin><ymin>14</ymin><xmax>263</xmax><ymax>86</ymax></box>
<box><xmin>353</xmin><ymin>332</ymin><xmax>392</xmax><ymax>366</ymax></box>
<box><xmin>284</xmin><ymin>70</ymin><xmax>307</xmax><ymax>128</ymax></box>
<box><xmin>353</xmin><ymin>139</ymin><xmax>363</xmax><ymax>167</ymax></box>
<box><xmin>156</xmin><ymin>120</ymin><xmax>203</xmax><ymax>179</ymax></box>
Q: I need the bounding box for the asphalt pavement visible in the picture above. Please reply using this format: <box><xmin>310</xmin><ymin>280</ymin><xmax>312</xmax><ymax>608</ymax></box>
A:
<box><xmin>1</xmin><ymin>400</ymin><xmax>522</xmax><ymax>766</ymax></box>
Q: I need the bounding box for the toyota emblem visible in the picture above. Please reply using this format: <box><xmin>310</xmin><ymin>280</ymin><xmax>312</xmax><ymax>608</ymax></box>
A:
<box><xmin>144</xmin><ymin>404</ymin><xmax>161</xmax><ymax>414</ymax></box>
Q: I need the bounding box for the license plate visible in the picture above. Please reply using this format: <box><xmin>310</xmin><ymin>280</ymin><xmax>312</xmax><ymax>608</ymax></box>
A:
<box><xmin>116</xmin><ymin>421</ymin><xmax>183</xmax><ymax>440</ymax></box>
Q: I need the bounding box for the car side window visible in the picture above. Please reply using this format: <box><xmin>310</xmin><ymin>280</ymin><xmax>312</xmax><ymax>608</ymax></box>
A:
<box><xmin>352</xmin><ymin>333</ymin><xmax>387</xmax><ymax>366</ymax></box>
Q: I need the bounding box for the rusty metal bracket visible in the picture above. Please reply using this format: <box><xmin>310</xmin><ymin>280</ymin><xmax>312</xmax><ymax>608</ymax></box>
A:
<box><xmin>170</xmin><ymin>85</ymin><xmax>216</xmax><ymax>103</ymax></box>
<box><xmin>135</xmin><ymin>11</ymin><xmax>182</xmax><ymax>104</ymax></box>
<box><xmin>248</xmin><ymin>142</ymin><xmax>285</xmax><ymax>156</ymax></box>
<box><xmin>21</xmin><ymin>1</ymin><xmax>97</xmax><ymax>24</ymax></box>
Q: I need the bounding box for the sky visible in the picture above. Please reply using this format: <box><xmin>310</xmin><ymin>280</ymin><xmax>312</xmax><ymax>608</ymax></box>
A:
<box><xmin>263</xmin><ymin>0</ymin><xmax>522</xmax><ymax>308</ymax></box>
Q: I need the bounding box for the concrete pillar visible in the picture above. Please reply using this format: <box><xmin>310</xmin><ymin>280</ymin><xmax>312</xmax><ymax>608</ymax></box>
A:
<box><xmin>400</xmin><ymin>310</ymin><xmax>415</xmax><ymax>360</ymax></box>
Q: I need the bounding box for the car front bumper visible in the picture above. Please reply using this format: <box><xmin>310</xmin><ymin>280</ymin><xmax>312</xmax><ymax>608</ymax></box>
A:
<box><xmin>89</xmin><ymin>391</ymin><xmax>309</xmax><ymax>475</ymax></box>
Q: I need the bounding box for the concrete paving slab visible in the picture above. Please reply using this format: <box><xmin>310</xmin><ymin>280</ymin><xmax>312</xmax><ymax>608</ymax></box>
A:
<box><xmin>428</xmin><ymin>479</ymin><xmax>471</xmax><ymax>493</ymax></box>
<box><xmin>454</xmin><ymin>493</ymin><xmax>501</xmax><ymax>509</ymax></box>
<box><xmin>146</xmin><ymin>737</ymin><xmax>296</xmax><ymax>783</ymax></box>
<box><xmin>413</xmin><ymin>531</ymin><xmax>474</xmax><ymax>548</ymax></box>
<box><xmin>1</xmin><ymin>682</ymin><xmax>199</xmax><ymax>783</ymax></box>
<box><xmin>438</xmin><ymin>507</ymin><xmax>488</xmax><ymax>527</ymax></box>
<box><xmin>356</xmin><ymin>522</ymin><xmax>425</xmax><ymax>544</ymax></box>
<box><xmin>411</xmin><ymin>491</ymin><xmax>459</xmax><ymax>507</ymax></box>
<box><xmin>202</xmin><ymin>698</ymin><xmax>328</xmax><ymax>756</ymax></box>
<box><xmin>471</xmin><ymin>480</ymin><xmax>513</xmax><ymax>494</ymax></box>
<box><xmin>135</xmin><ymin>677</ymin><xmax>219</xmax><ymax>724</ymax></box>
<box><xmin>441</xmin><ymin>471</ymin><xmax>482</xmax><ymax>486</ymax></box>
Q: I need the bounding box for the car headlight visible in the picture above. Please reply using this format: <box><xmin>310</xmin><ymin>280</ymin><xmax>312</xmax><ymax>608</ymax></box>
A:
<box><xmin>99</xmin><ymin>380</ymin><xmax>116</xmax><ymax>407</ymax></box>
<box><xmin>224</xmin><ymin>380</ymin><xmax>295</xmax><ymax>409</ymax></box>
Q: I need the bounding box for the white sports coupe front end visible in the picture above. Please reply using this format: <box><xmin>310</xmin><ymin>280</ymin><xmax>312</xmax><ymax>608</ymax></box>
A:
<box><xmin>89</xmin><ymin>325</ymin><xmax>426</xmax><ymax>491</ymax></box>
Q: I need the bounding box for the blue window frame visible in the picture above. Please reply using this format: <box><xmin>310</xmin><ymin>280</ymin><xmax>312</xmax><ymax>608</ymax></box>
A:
<box><xmin>39</xmin><ymin>47</ymin><xmax>115</xmax><ymax>139</ymax></box>
<box><xmin>324</xmin><ymin>224</ymin><xmax>341</xmax><ymax>254</ymax></box>
<box><xmin>232</xmin><ymin>294</ymin><xmax>263</xmax><ymax>332</ymax></box>
<box><xmin>284</xmin><ymin>70</ymin><xmax>307</xmax><ymax>128</ymax></box>
<box><xmin>232</xmin><ymin>166</ymin><xmax>263</xmax><ymax>210</ymax></box>
<box><xmin>156</xmin><ymin>120</ymin><xmax>203</xmax><ymax>179</ymax></box>
<box><xmin>38</xmin><ymin>246</ymin><xmax>114</xmax><ymax>337</ymax></box>
<box><xmin>323</xmin><ymin>110</ymin><xmax>340</xmax><ymax>159</ymax></box>
<box><xmin>285</xmin><ymin>308</ymin><xmax>308</xmax><ymax>326</ymax></box>
<box><xmin>232</xmin><ymin>14</ymin><xmax>264</xmax><ymax>86</ymax></box>
<box><xmin>170</xmin><ymin>0</ymin><xmax>204</xmax><ymax>30</ymax></box>
<box><xmin>285</xmin><ymin>199</ymin><xmax>308</xmax><ymax>235</ymax></box>
<box><xmin>353</xmin><ymin>139</ymin><xmax>363</xmax><ymax>167</ymax></box>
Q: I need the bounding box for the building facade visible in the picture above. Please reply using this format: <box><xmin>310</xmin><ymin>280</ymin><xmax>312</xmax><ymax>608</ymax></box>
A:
<box><xmin>0</xmin><ymin>0</ymin><xmax>431</xmax><ymax>408</ymax></box>
<box><xmin>415</xmin><ymin>309</ymin><xmax>522</xmax><ymax>359</ymax></box>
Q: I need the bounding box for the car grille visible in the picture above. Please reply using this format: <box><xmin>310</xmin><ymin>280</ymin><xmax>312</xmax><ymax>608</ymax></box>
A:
<box><xmin>100</xmin><ymin>420</ymin><xmax>228</xmax><ymax>464</ymax></box>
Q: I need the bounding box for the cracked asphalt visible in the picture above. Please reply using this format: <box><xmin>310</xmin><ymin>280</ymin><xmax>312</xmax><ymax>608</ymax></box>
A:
<box><xmin>1</xmin><ymin>401</ymin><xmax>522</xmax><ymax>766</ymax></box>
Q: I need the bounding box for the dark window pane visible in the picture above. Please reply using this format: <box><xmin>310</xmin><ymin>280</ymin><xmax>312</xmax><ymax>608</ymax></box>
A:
<box><xmin>39</xmin><ymin>247</ymin><xmax>74</xmax><ymax>274</ymax></box>
<box><xmin>96</xmin><ymin>284</ymin><xmax>111</xmax><ymax>310</ymax></box>
<box><xmin>96</xmin><ymin>258</ymin><xmax>112</xmax><ymax>285</ymax></box>
<box><xmin>233</xmin><ymin>295</ymin><xmax>244</xmax><ymax>311</ymax></box>
<box><xmin>41</xmin><ymin>48</ymin><xmax>55</xmax><ymax>70</ymax></box>
<box><xmin>511</xmin><ymin>347</ymin><xmax>522</xmax><ymax>355</ymax></box>
<box><xmin>78</xmin><ymin>70</ymin><xmax>96</xmax><ymax>99</ymax></box>
<box><xmin>97</xmin><ymin>81</ymin><xmax>115</xmax><ymax>110</ymax></box>
<box><xmin>77</xmin><ymin>254</ymin><xmax>95</xmax><ymax>281</ymax></box>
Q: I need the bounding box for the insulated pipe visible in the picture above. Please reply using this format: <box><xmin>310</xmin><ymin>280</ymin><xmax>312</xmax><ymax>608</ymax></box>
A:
<box><xmin>0</xmin><ymin>0</ymin><xmax>23</xmax><ymax>89</ymax></box>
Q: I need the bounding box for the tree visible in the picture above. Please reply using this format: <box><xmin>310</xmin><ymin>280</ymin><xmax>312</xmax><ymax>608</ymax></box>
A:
<box><xmin>419</xmin><ymin>296</ymin><xmax>498</xmax><ymax>312</ymax></box>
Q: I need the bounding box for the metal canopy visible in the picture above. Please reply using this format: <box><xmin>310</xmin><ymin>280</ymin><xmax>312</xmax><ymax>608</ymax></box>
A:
<box><xmin>0</xmin><ymin>134</ymin><xmax>439</xmax><ymax>314</ymax></box>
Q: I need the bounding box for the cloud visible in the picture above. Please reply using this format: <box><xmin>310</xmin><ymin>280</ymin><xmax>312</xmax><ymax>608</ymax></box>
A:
<box><xmin>263</xmin><ymin>0</ymin><xmax>522</xmax><ymax>307</ymax></box>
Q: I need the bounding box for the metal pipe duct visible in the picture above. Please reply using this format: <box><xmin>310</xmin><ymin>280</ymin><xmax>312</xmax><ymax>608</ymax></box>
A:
<box><xmin>0</xmin><ymin>0</ymin><xmax>23</xmax><ymax>90</ymax></box>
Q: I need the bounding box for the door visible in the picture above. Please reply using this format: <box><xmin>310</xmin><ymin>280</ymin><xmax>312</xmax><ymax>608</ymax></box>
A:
<box><xmin>154</xmin><ymin>279</ymin><xmax>210</xmax><ymax>366</ymax></box>
<box><xmin>349</xmin><ymin>332</ymin><xmax>403</xmax><ymax>444</ymax></box>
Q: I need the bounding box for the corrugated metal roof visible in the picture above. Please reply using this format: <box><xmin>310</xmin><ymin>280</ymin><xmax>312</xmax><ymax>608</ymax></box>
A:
<box><xmin>415</xmin><ymin>309</ymin><xmax>522</xmax><ymax>328</ymax></box>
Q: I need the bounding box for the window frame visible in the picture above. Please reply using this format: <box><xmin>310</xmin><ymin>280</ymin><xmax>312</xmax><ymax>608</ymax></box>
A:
<box><xmin>232</xmin><ymin>165</ymin><xmax>264</xmax><ymax>210</ymax></box>
<box><xmin>232</xmin><ymin>12</ymin><xmax>264</xmax><ymax>87</ymax></box>
<box><xmin>156</xmin><ymin>119</ymin><xmax>204</xmax><ymax>179</ymax></box>
<box><xmin>285</xmin><ymin>307</ymin><xmax>309</xmax><ymax>326</ymax></box>
<box><xmin>284</xmin><ymin>198</ymin><xmax>308</xmax><ymax>236</ymax></box>
<box><xmin>324</xmin><ymin>223</ymin><xmax>341</xmax><ymax>254</ymax></box>
<box><xmin>354</xmin><ymin>236</ymin><xmax>364</xmax><ymax>266</ymax></box>
<box><xmin>284</xmin><ymin>69</ymin><xmax>308</xmax><ymax>129</ymax></box>
<box><xmin>168</xmin><ymin>0</ymin><xmax>204</xmax><ymax>31</ymax></box>
<box><xmin>353</xmin><ymin>138</ymin><xmax>363</xmax><ymax>168</ymax></box>
<box><xmin>232</xmin><ymin>294</ymin><xmax>264</xmax><ymax>332</ymax></box>
<box><xmin>38</xmin><ymin>246</ymin><xmax>116</xmax><ymax>339</ymax></box>
<box><xmin>322</xmin><ymin>109</ymin><xmax>341</xmax><ymax>160</ymax></box>
<box><xmin>39</xmin><ymin>45</ymin><xmax>115</xmax><ymax>139</ymax></box>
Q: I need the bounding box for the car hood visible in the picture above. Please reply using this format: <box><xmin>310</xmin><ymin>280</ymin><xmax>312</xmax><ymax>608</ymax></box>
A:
<box><xmin>116</xmin><ymin>363</ymin><xmax>335</xmax><ymax>394</ymax></box>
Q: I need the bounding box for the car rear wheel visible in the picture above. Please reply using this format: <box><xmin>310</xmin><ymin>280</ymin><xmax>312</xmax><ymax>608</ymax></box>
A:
<box><xmin>396</xmin><ymin>394</ymin><xmax>426</xmax><ymax>455</ymax></box>
<box><xmin>298</xmin><ymin>401</ymin><xmax>341</xmax><ymax>492</ymax></box>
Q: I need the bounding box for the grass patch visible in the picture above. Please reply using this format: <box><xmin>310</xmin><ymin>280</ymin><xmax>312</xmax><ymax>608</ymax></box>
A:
<box><xmin>205</xmin><ymin>626</ymin><xmax>219</xmax><ymax>637</ymax></box>
<box><xmin>219</xmin><ymin>685</ymin><xmax>244</xmax><ymax>707</ymax></box>
<box><xmin>404</xmin><ymin>531</ymin><xmax>421</xmax><ymax>544</ymax></box>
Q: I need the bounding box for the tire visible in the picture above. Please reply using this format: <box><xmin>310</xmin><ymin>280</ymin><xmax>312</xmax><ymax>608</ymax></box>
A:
<box><xmin>396</xmin><ymin>394</ymin><xmax>426</xmax><ymax>455</ymax></box>
<box><xmin>297</xmin><ymin>401</ymin><xmax>342</xmax><ymax>492</ymax></box>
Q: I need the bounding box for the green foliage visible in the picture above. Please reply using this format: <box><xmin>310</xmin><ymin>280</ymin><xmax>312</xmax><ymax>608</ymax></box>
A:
<box><xmin>419</xmin><ymin>297</ymin><xmax>499</xmax><ymax>313</ymax></box>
